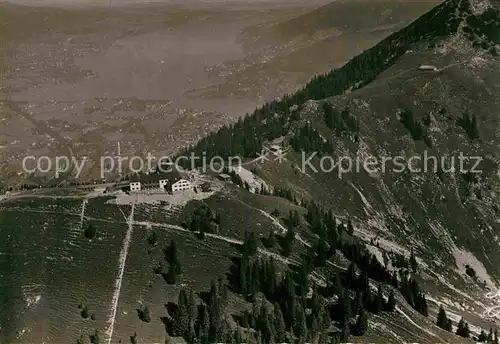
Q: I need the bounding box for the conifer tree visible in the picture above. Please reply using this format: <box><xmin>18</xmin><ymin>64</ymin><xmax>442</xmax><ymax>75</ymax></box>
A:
<box><xmin>445</xmin><ymin>318</ymin><xmax>452</xmax><ymax>332</ymax></box>
<box><xmin>478</xmin><ymin>330</ymin><xmax>488</xmax><ymax>342</ymax></box>
<box><xmin>243</xmin><ymin>230</ymin><xmax>259</xmax><ymax>256</ymax></box>
<box><xmin>198</xmin><ymin>305</ymin><xmax>210</xmax><ymax>343</ymax></box>
<box><xmin>352</xmin><ymin>307</ymin><xmax>368</xmax><ymax>336</ymax></box>
<box><xmin>138</xmin><ymin>305</ymin><xmax>151</xmax><ymax>323</ymax></box>
<box><xmin>264</xmin><ymin>229</ymin><xmax>276</xmax><ymax>248</ymax></box>
<box><xmin>165</xmin><ymin>263</ymin><xmax>177</xmax><ymax>285</ymax></box>
<box><xmin>293</xmin><ymin>301</ymin><xmax>308</xmax><ymax>343</ymax></box>
<box><xmin>309</xmin><ymin>315</ymin><xmax>320</xmax><ymax>344</ymax></box>
<box><xmin>385</xmin><ymin>290</ymin><xmax>396</xmax><ymax>311</ymax></box>
<box><xmin>346</xmin><ymin>218</ymin><xmax>354</xmax><ymax>235</ymax></box>
<box><xmin>436</xmin><ymin>305</ymin><xmax>449</xmax><ymax>331</ymax></box>
<box><xmin>456</xmin><ymin>317</ymin><xmax>470</xmax><ymax>338</ymax></box>
<box><xmin>172</xmin><ymin>289</ymin><xmax>190</xmax><ymax>337</ymax></box>
<box><xmin>346</xmin><ymin>263</ymin><xmax>356</xmax><ymax>289</ymax></box>
<box><xmin>187</xmin><ymin>290</ymin><xmax>198</xmax><ymax>342</ymax></box>
<box><xmin>373</xmin><ymin>286</ymin><xmax>383</xmax><ymax>314</ymax></box>
<box><xmin>390</xmin><ymin>271</ymin><xmax>399</xmax><ymax>289</ymax></box>
<box><xmin>273</xmin><ymin>303</ymin><xmax>287</xmax><ymax>343</ymax></box>
<box><xmin>281</xmin><ymin>227</ymin><xmax>295</xmax><ymax>257</ymax></box>
<box><xmin>488</xmin><ymin>328</ymin><xmax>494</xmax><ymax>343</ymax></box>
<box><xmin>409</xmin><ymin>248</ymin><xmax>418</xmax><ymax>273</ymax></box>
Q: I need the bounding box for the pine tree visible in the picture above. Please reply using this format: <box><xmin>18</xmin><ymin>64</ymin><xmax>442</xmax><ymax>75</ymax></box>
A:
<box><xmin>187</xmin><ymin>290</ymin><xmax>198</xmax><ymax>342</ymax></box>
<box><xmin>346</xmin><ymin>218</ymin><xmax>354</xmax><ymax>235</ymax></box>
<box><xmin>172</xmin><ymin>289</ymin><xmax>190</xmax><ymax>337</ymax></box>
<box><xmin>166</xmin><ymin>240</ymin><xmax>178</xmax><ymax>264</ymax></box>
<box><xmin>337</xmin><ymin>290</ymin><xmax>351</xmax><ymax>327</ymax></box>
<box><xmin>436</xmin><ymin>305</ymin><xmax>449</xmax><ymax>331</ymax></box>
<box><xmin>478</xmin><ymin>330</ymin><xmax>488</xmax><ymax>342</ymax></box>
<box><xmin>346</xmin><ymin>263</ymin><xmax>356</xmax><ymax>289</ymax></box>
<box><xmin>89</xmin><ymin>330</ymin><xmax>99</xmax><ymax>344</ymax></box>
<box><xmin>243</xmin><ymin>230</ymin><xmax>259</xmax><ymax>256</ymax></box>
<box><xmin>390</xmin><ymin>271</ymin><xmax>399</xmax><ymax>289</ymax></box>
<box><xmin>130</xmin><ymin>332</ymin><xmax>137</xmax><ymax>344</ymax></box>
<box><xmin>385</xmin><ymin>290</ymin><xmax>396</xmax><ymax>311</ymax></box>
<box><xmin>138</xmin><ymin>305</ymin><xmax>151</xmax><ymax>323</ymax></box>
<box><xmin>281</xmin><ymin>227</ymin><xmax>295</xmax><ymax>257</ymax></box>
<box><xmin>372</xmin><ymin>286</ymin><xmax>383</xmax><ymax>314</ymax></box>
<box><xmin>352</xmin><ymin>307</ymin><xmax>368</xmax><ymax>336</ymax></box>
<box><xmin>273</xmin><ymin>304</ymin><xmax>287</xmax><ymax>343</ymax></box>
<box><xmin>165</xmin><ymin>263</ymin><xmax>177</xmax><ymax>285</ymax></box>
<box><xmin>494</xmin><ymin>330</ymin><xmax>499</xmax><ymax>344</ymax></box>
<box><xmin>80</xmin><ymin>304</ymin><xmax>89</xmax><ymax>319</ymax></box>
<box><xmin>309</xmin><ymin>314</ymin><xmax>320</xmax><ymax>344</ymax></box>
<box><xmin>198</xmin><ymin>305</ymin><xmax>210</xmax><ymax>343</ymax></box>
<box><xmin>445</xmin><ymin>319</ymin><xmax>452</xmax><ymax>332</ymax></box>
<box><xmin>293</xmin><ymin>301</ymin><xmax>308</xmax><ymax>343</ymax></box>
<box><xmin>456</xmin><ymin>317</ymin><xmax>470</xmax><ymax>338</ymax></box>
<box><xmin>409</xmin><ymin>248</ymin><xmax>418</xmax><ymax>273</ymax></box>
<box><xmin>264</xmin><ymin>229</ymin><xmax>276</xmax><ymax>248</ymax></box>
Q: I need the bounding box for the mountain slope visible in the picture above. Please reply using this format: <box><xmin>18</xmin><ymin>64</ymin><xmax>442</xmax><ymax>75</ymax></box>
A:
<box><xmin>180</xmin><ymin>0</ymin><xmax>500</xmax><ymax>337</ymax></box>
<box><xmin>1</xmin><ymin>0</ymin><xmax>500</xmax><ymax>343</ymax></box>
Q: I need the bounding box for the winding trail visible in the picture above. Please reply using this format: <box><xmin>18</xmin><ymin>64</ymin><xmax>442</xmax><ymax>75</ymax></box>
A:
<box><xmin>484</xmin><ymin>289</ymin><xmax>500</xmax><ymax>320</ymax></box>
<box><xmin>105</xmin><ymin>201</ymin><xmax>135</xmax><ymax>344</ymax></box>
<box><xmin>234</xmin><ymin>198</ymin><xmax>310</xmax><ymax>246</ymax></box>
<box><xmin>396</xmin><ymin>306</ymin><xmax>444</xmax><ymax>342</ymax></box>
<box><xmin>79</xmin><ymin>199</ymin><xmax>88</xmax><ymax>231</ymax></box>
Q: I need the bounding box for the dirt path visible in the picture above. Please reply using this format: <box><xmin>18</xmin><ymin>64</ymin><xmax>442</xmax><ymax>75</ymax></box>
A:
<box><xmin>79</xmin><ymin>199</ymin><xmax>88</xmax><ymax>231</ymax></box>
<box><xmin>234</xmin><ymin>197</ymin><xmax>311</xmax><ymax>246</ymax></box>
<box><xmin>105</xmin><ymin>201</ymin><xmax>135</xmax><ymax>344</ymax></box>
<box><xmin>484</xmin><ymin>289</ymin><xmax>500</xmax><ymax>319</ymax></box>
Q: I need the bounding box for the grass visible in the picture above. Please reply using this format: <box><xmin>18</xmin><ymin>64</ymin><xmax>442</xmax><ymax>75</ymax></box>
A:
<box><xmin>0</xmin><ymin>197</ymin><xmax>126</xmax><ymax>343</ymax></box>
<box><xmin>112</xmin><ymin>227</ymin><xmax>237</xmax><ymax>344</ymax></box>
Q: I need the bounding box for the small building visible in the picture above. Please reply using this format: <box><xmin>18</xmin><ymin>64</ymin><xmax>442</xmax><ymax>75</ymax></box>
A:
<box><xmin>159</xmin><ymin>179</ymin><xmax>168</xmax><ymax>189</ymax></box>
<box><xmin>418</xmin><ymin>65</ymin><xmax>438</xmax><ymax>71</ymax></box>
<box><xmin>169</xmin><ymin>178</ymin><xmax>191</xmax><ymax>192</ymax></box>
<box><xmin>128</xmin><ymin>166</ymin><xmax>190</xmax><ymax>193</ymax></box>
<box><xmin>217</xmin><ymin>173</ymin><xmax>232</xmax><ymax>182</ymax></box>
<box><xmin>130</xmin><ymin>181</ymin><xmax>141</xmax><ymax>192</ymax></box>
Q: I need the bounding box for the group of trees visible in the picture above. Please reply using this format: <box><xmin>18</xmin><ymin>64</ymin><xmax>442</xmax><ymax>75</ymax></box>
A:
<box><xmin>225</xmin><ymin>205</ymin><xmax>402</xmax><ymax>343</ymax></box>
<box><xmin>290</xmin><ymin>122</ymin><xmax>335</xmax><ymax>155</ymax></box>
<box><xmin>436</xmin><ymin>305</ymin><xmax>453</xmax><ymax>332</ymax></box>
<box><xmin>478</xmin><ymin>328</ymin><xmax>500</xmax><ymax>343</ymax></box>
<box><xmin>457</xmin><ymin>111</ymin><xmax>480</xmax><ymax>140</ymax></box>
<box><xmin>437</xmin><ymin>305</ymin><xmax>499</xmax><ymax>343</ymax></box>
<box><xmin>259</xmin><ymin>184</ymin><xmax>298</xmax><ymax>204</ymax></box>
<box><xmin>137</xmin><ymin>304</ymin><xmax>152</xmax><ymax>323</ymax></box>
<box><xmin>182</xmin><ymin>204</ymin><xmax>221</xmax><ymax>237</ymax></box>
<box><xmin>399</xmin><ymin>108</ymin><xmax>432</xmax><ymax>147</ymax></box>
<box><xmin>170</xmin><ymin>279</ymin><xmax>234</xmax><ymax>343</ymax></box>
<box><xmin>322</xmin><ymin>103</ymin><xmax>360</xmax><ymax>139</ymax></box>
<box><xmin>302</xmin><ymin>201</ymin><xmax>429</xmax><ymax>317</ymax></box>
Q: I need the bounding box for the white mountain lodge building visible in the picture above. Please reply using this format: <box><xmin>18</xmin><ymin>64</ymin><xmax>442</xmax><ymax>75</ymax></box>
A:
<box><xmin>128</xmin><ymin>169</ymin><xmax>192</xmax><ymax>193</ymax></box>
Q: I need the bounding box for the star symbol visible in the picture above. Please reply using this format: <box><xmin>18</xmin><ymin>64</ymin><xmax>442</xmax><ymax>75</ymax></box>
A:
<box><xmin>256</xmin><ymin>148</ymin><xmax>270</xmax><ymax>164</ymax></box>
<box><xmin>272</xmin><ymin>148</ymin><xmax>289</xmax><ymax>164</ymax></box>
